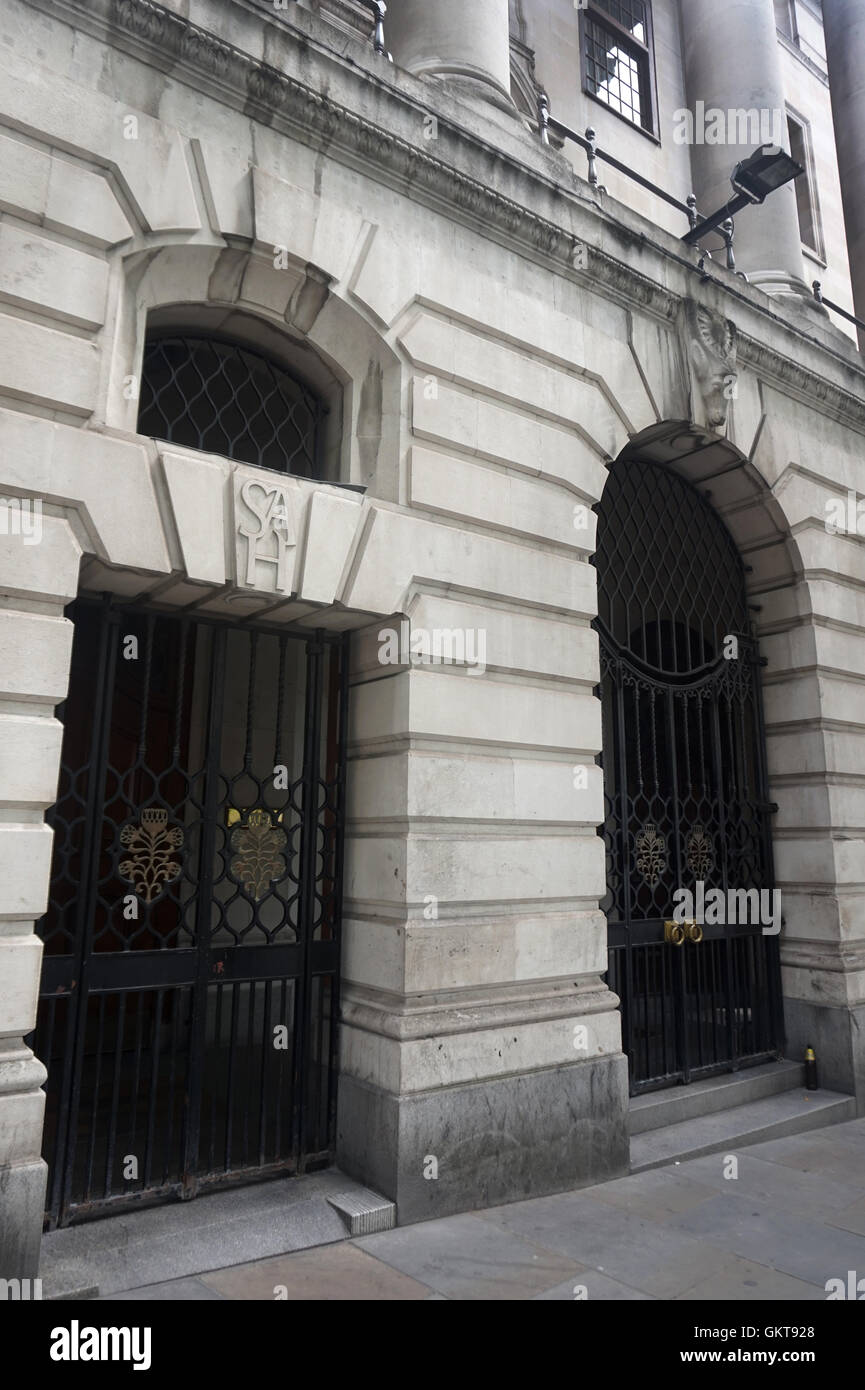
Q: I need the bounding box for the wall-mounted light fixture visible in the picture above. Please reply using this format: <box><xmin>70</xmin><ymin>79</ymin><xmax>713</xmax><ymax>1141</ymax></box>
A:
<box><xmin>682</xmin><ymin>144</ymin><xmax>803</xmax><ymax>246</ymax></box>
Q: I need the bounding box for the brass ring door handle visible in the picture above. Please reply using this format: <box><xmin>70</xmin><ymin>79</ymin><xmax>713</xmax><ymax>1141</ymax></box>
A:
<box><xmin>686</xmin><ymin>921</ymin><xmax>704</xmax><ymax>944</ymax></box>
<box><xmin>664</xmin><ymin>921</ymin><xmax>686</xmax><ymax>946</ymax></box>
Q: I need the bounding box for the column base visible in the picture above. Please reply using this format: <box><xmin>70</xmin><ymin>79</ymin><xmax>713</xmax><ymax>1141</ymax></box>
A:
<box><xmin>746</xmin><ymin>269</ymin><xmax>828</xmax><ymax>317</ymax></box>
<box><xmin>410</xmin><ymin>62</ymin><xmax>516</xmax><ymax>117</ymax></box>
<box><xmin>0</xmin><ymin>1160</ymin><xmax>46</xmax><ymax>1279</ymax></box>
<box><xmin>337</xmin><ymin>1053</ymin><xmax>630</xmax><ymax>1223</ymax></box>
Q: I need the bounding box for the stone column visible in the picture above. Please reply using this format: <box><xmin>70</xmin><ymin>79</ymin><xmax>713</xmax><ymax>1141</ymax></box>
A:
<box><xmin>386</xmin><ymin>0</ymin><xmax>513</xmax><ymax>110</ymax></box>
<box><xmin>678</xmin><ymin>0</ymin><xmax>807</xmax><ymax>298</ymax></box>
<box><xmin>823</xmin><ymin>0</ymin><xmax>865</xmax><ymax>349</ymax></box>
<box><xmin>0</xmin><ymin>517</ymin><xmax>80</xmax><ymax>1278</ymax></box>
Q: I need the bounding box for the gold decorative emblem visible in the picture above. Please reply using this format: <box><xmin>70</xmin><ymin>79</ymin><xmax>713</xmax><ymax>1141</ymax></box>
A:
<box><xmin>635</xmin><ymin>823</ymin><xmax>666</xmax><ymax>886</ymax></box>
<box><xmin>118</xmin><ymin>808</ymin><xmax>184</xmax><ymax>902</ymax></box>
<box><xmin>229</xmin><ymin>808</ymin><xmax>287</xmax><ymax>900</ymax></box>
<box><xmin>686</xmin><ymin>824</ymin><xmax>714</xmax><ymax>879</ymax></box>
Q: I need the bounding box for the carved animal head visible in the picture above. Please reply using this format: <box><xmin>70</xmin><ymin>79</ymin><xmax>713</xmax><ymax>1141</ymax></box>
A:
<box><xmin>684</xmin><ymin>303</ymin><xmax>738</xmax><ymax>430</ymax></box>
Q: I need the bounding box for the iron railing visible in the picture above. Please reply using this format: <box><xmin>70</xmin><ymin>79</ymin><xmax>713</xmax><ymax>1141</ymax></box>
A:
<box><xmin>537</xmin><ymin>94</ymin><xmax>745</xmax><ymax>270</ymax></box>
<box><xmin>293</xmin><ymin>11</ymin><xmax>864</xmax><ymax>339</ymax></box>
<box><xmin>537</xmin><ymin>93</ymin><xmax>865</xmax><ymax>337</ymax></box>
<box><xmin>812</xmin><ymin>281</ymin><xmax>865</xmax><ymax>335</ymax></box>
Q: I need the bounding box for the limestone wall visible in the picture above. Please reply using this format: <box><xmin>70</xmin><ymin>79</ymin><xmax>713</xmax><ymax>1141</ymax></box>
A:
<box><xmin>0</xmin><ymin>0</ymin><xmax>864</xmax><ymax>1268</ymax></box>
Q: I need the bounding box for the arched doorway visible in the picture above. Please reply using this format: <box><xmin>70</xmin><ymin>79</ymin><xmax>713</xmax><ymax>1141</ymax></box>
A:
<box><xmin>594</xmin><ymin>454</ymin><xmax>783</xmax><ymax>1093</ymax></box>
<box><xmin>32</xmin><ymin>329</ymin><xmax>350</xmax><ymax>1228</ymax></box>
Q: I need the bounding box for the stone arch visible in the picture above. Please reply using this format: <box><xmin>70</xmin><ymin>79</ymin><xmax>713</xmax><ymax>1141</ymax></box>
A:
<box><xmin>104</xmin><ymin>241</ymin><xmax>404</xmax><ymax>503</ymax></box>
<box><xmin>594</xmin><ymin>419</ymin><xmax>830</xmax><ymax>990</ymax></box>
<box><xmin>593</xmin><ymin>421</ymin><xmax>806</xmax><ymax>1086</ymax></box>
<box><xmin>608</xmin><ymin>420</ymin><xmax>806</xmax><ymax>639</ymax></box>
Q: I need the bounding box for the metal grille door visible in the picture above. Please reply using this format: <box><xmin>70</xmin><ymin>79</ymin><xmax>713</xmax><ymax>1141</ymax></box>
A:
<box><xmin>595</xmin><ymin>459</ymin><xmax>782</xmax><ymax>1092</ymax></box>
<box><xmin>34</xmin><ymin>600</ymin><xmax>348</xmax><ymax>1227</ymax></box>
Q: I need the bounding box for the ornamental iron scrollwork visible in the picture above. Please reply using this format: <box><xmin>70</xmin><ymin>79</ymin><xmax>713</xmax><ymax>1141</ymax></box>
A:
<box><xmin>686</xmin><ymin>824</ymin><xmax>714</xmax><ymax>879</ymax></box>
<box><xmin>635</xmin><ymin>822</ymin><xmax>666</xmax><ymax>886</ymax></box>
<box><xmin>229</xmin><ymin>808</ymin><xmax>287</xmax><ymax>901</ymax></box>
<box><xmin>118</xmin><ymin>807</ymin><xmax>184</xmax><ymax>903</ymax></box>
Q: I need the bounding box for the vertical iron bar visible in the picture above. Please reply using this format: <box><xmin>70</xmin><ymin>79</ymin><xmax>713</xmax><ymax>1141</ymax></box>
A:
<box><xmin>259</xmin><ymin>977</ymin><xmax>272</xmax><ymax>1167</ymax></box>
<box><xmin>274</xmin><ymin>976</ymin><xmax>288</xmax><ymax>1160</ymax></box>
<box><xmin>103</xmin><ymin>991</ymin><xmax>127</xmax><ymax>1198</ymax></box>
<box><xmin>325</xmin><ymin>634</ymin><xmax>350</xmax><ymax>1152</ymax></box>
<box><xmin>163</xmin><ymin>987</ymin><xmax>182</xmax><ymax>1185</ymax></box>
<box><xmin>83</xmin><ymin>991</ymin><xmax>107</xmax><ymax>1202</ymax></box>
<box><xmin>664</xmin><ymin>684</ymin><xmax>688</xmax><ymax>1081</ymax></box>
<box><xmin>129</xmin><ymin>993</ymin><xmax>145</xmax><ymax>1177</ymax></box>
<box><xmin>224</xmin><ymin>983</ymin><xmax>240</xmax><ymax>1172</ymax></box>
<box><xmin>748</xmin><ymin>642</ymin><xmax>784</xmax><ymax>1052</ymax></box>
<box><xmin>56</xmin><ymin>598</ymin><xmax>118</xmax><ymax>1223</ymax></box>
<box><xmin>711</xmin><ymin>678</ymin><xmax>736</xmax><ymax>1068</ymax></box>
<box><xmin>294</xmin><ymin>632</ymin><xmax>324</xmax><ymax>1165</ymax></box>
<box><xmin>182</xmin><ymin>621</ymin><xmax>227</xmax><ymax>1193</ymax></box>
<box><xmin>142</xmin><ymin>989</ymin><xmax>165</xmax><ymax>1189</ymax></box>
<box><xmin>242</xmin><ymin>979</ymin><xmax>256</xmax><ymax>1168</ymax></box>
<box><xmin>612</xmin><ymin>664</ymin><xmax>635</xmax><ymax>1085</ymax></box>
<box><xmin>209</xmin><ymin>980</ymin><xmax>223</xmax><ymax>1174</ymax></box>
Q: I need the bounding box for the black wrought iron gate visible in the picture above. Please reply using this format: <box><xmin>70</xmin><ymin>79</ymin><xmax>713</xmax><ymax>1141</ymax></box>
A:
<box><xmin>595</xmin><ymin>459</ymin><xmax>783</xmax><ymax>1093</ymax></box>
<box><xmin>33</xmin><ymin>598</ymin><xmax>349</xmax><ymax>1227</ymax></box>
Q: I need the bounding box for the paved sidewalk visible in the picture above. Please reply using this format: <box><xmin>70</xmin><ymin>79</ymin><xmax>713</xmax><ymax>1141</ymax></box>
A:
<box><xmin>102</xmin><ymin>1116</ymin><xmax>865</xmax><ymax>1301</ymax></box>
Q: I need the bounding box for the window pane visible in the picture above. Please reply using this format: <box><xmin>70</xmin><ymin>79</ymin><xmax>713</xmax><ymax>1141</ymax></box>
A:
<box><xmin>773</xmin><ymin>0</ymin><xmax>795</xmax><ymax>40</ymax></box>
<box><xmin>585</xmin><ymin>16</ymin><xmax>648</xmax><ymax>130</ymax></box>
<box><xmin>594</xmin><ymin>0</ymin><xmax>648</xmax><ymax>43</ymax></box>
<box><xmin>787</xmin><ymin>117</ymin><xmax>819</xmax><ymax>253</ymax></box>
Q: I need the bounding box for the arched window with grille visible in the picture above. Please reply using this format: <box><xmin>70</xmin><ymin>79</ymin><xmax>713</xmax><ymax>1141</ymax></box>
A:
<box><xmin>137</xmin><ymin>334</ymin><xmax>323</xmax><ymax>478</ymax></box>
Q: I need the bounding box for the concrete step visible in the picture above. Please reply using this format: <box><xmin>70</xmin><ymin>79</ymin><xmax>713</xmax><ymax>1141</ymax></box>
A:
<box><xmin>630</xmin><ymin>1086</ymin><xmax>856</xmax><ymax>1174</ymax></box>
<box><xmin>39</xmin><ymin>1168</ymin><xmax>395</xmax><ymax>1300</ymax></box>
<box><xmin>629</xmin><ymin>1060</ymin><xmax>805</xmax><ymax>1136</ymax></box>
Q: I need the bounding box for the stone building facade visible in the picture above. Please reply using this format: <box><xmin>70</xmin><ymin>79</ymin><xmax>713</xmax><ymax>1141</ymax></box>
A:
<box><xmin>1</xmin><ymin>0</ymin><xmax>864</xmax><ymax>1278</ymax></box>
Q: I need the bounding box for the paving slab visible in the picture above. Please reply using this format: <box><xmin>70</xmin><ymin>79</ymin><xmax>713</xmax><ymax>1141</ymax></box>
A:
<box><xmin>590</xmin><ymin>1167</ymin><xmax>720</xmax><ymax>1222</ymax></box>
<box><xmin>101</xmin><ymin>1277</ymin><xmax>226</xmax><ymax>1302</ymax></box>
<box><xmin>660</xmin><ymin>1193</ymin><xmax>865</xmax><ymax>1289</ymax></box>
<box><xmin>477</xmin><ymin>1190</ymin><xmax>740</xmax><ymax>1299</ymax></box>
<box><xmin>534</xmin><ymin>1269</ymin><xmax>657</xmax><ymax>1300</ymax></box>
<box><xmin>672</xmin><ymin>1149</ymin><xmax>864</xmax><ymax>1221</ymax></box>
<box><xmin>200</xmin><ymin>1244</ymin><xmax>432</xmax><ymax>1301</ymax></box>
<box><xmin>355</xmin><ymin>1211</ymin><xmax>583</xmax><ymax>1300</ymax></box>
<box><xmin>736</xmin><ymin>1130</ymin><xmax>865</xmax><ymax>1187</ymax></box>
<box><xmin>825</xmin><ymin>1195</ymin><xmax>865</xmax><ymax>1237</ymax></box>
<box><xmin>673</xmin><ymin>1257</ymin><xmax>824</xmax><ymax>1302</ymax></box>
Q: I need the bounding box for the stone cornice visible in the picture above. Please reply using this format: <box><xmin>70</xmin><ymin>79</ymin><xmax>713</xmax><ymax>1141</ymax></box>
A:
<box><xmin>737</xmin><ymin>331</ymin><xmax>865</xmax><ymax>429</ymax></box>
<box><xmin>22</xmin><ymin>0</ymin><xmax>865</xmax><ymax>431</ymax></box>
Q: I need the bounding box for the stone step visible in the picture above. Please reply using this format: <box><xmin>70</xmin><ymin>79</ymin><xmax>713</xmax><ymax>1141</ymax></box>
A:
<box><xmin>629</xmin><ymin>1059</ymin><xmax>805</xmax><ymax>1136</ymax></box>
<box><xmin>38</xmin><ymin>1168</ymin><xmax>392</xmax><ymax>1300</ymax></box>
<box><xmin>630</xmin><ymin>1087</ymin><xmax>856</xmax><ymax>1174</ymax></box>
